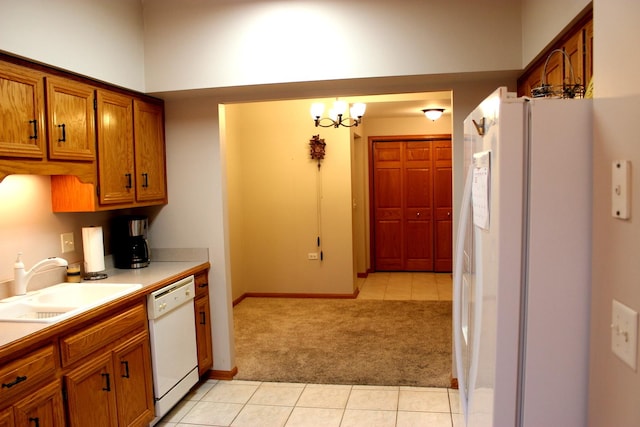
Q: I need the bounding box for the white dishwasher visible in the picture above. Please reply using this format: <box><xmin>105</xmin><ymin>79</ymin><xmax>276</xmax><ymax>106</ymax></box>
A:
<box><xmin>147</xmin><ymin>275</ymin><xmax>199</xmax><ymax>425</ymax></box>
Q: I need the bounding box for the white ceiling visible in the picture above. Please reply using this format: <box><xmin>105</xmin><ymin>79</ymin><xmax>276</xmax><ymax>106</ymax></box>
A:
<box><xmin>340</xmin><ymin>91</ymin><xmax>452</xmax><ymax>120</ymax></box>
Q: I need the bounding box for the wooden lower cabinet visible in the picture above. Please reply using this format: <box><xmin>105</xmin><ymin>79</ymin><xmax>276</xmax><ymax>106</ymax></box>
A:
<box><xmin>112</xmin><ymin>332</ymin><xmax>154</xmax><ymax>427</ymax></box>
<box><xmin>0</xmin><ymin>407</ymin><xmax>13</xmax><ymax>427</ymax></box>
<box><xmin>11</xmin><ymin>379</ymin><xmax>65</xmax><ymax>427</ymax></box>
<box><xmin>65</xmin><ymin>332</ymin><xmax>153</xmax><ymax>427</ymax></box>
<box><xmin>62</xmin><ymin>304</ymin><xmax>154</xmax><ymax>427</ymax></box>
<box><xmin>194</xmin><ymin>294</ymin><xmax>214</xmax><ymax>376</ymax></box>
<box><xmin>65</xmin><ymin>352</ymin><xmax>118</xmax><ymax>427</ymax></box>
<box><xmin>194</xmin><ymin>272</ymin><xmax>213</xmax><ymax>377</ymax></box>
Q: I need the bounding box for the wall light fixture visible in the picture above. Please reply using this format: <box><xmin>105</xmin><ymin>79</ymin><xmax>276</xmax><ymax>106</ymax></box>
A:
<box><xmin>311</xmin><ymin>100</ymin><xmax>366</xmax><ymax>128</ymax></box>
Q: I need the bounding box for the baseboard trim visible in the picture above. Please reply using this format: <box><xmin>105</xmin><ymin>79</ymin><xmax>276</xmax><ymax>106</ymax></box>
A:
<box><xmin>206</xmin><ymin>367</ymin><xmax>238</xmax><ymax>381</ymax></box>
<box><xmin>357</xmin><ymin>272</ymin><xmax>369</xmax><ymax>278</ymax></box>
<box><xmin>234</xmin><ymin>291</ymin><xmax>359</xmax><ymax>306</ymax></box>
<box><xmin>450</xmin><ymin>377</ymin><xmax>458</xmax><ymax>389</ymax></box>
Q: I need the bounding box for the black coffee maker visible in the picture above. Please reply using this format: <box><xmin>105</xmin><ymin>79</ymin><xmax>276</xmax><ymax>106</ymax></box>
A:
<box><xmin>112</xmin><ymin>215</ymin><xmax>150</xmax><ymax>269</ymax></box>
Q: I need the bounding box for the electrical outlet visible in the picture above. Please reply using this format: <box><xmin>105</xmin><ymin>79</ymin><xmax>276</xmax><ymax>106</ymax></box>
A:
<box><xmin>308</xmin><ymin>252</ymin><xmax>319</xmax><ymax>260</ymax></box>
<box><xmin>60</xmin><ymin>232</ymin><xmax>75</xmax><ymax>253</ymax></box>
<box><xmin>611</xmin><ymin>299</ymin><xmax>638</xmax><ymax>370</ymax></box>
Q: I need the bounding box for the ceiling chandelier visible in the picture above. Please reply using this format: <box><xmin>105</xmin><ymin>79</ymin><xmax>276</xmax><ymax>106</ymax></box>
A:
<box><xmin>422</xmin><ymin>108</ymin><xmax>445</xmax><ymax>121</ymax></box>
<box><xmin>311</xmin><ymin>100</ymin><xmax>366</xmax><ymax>128</ymax></box>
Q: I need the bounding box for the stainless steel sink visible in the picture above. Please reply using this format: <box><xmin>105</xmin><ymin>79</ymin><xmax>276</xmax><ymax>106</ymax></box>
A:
<box><xmin>0</xmin><ymin>282</ymin><xmax>142</xmax><ymax>323</ymax></box>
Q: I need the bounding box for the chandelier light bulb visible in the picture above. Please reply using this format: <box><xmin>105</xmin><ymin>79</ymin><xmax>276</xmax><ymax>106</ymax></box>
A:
<box><xmin>310</xmin><ymin>103</ymin><xmax>325</xmax><ymax>119</ymax></box>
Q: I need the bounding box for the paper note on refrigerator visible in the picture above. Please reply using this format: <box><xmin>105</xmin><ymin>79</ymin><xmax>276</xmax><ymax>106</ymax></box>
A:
<box><xmin>472</xmin><ymin>151</ymin><xmax>490</xmax><ymax>230</ymax></box>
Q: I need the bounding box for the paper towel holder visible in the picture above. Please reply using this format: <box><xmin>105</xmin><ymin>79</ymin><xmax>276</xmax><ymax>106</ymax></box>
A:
<box><xmin>82</xmin><ymin>226</ymin><xmax>108</xmax><ymax>280</ymax></box>
<box><xmin>84</xmin><ymin>271</ymin><xmax>108</xmax><ymax>280</ymax></box>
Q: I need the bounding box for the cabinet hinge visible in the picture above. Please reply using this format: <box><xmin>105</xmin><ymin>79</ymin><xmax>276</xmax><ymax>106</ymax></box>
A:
<box><xmin>96</xmin><ymin>185</ymin><xmax>100</xmax><ymax>197</ymax></box>
<box><xmin>94</xmin><ymin>97</ymin><xmax>97</xmax><ymax>110</ymax></box>
<box><xmin>62</xmin><ymin>386</ymin><xmax>68</xmax><ymax>401</ymax></box>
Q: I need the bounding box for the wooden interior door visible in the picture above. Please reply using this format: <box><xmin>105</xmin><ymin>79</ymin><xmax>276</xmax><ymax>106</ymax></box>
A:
<box><xmin>373</xmin><ymin>142</ymin><xmax>404</xmax><ymax>270</ymax></box>
<box><xmin>372</xmin><ymin>137</ymin><xmax>451</xmax><ymax>272</ymax></box>
<box><xmin>433</xmin><ymin>141</ymin><xmax>452</xmax><ymax>271</ymax></box>
<box><xmin>404</xmin><ymin>142</ymin><xmax>434</xmax><ymax>270</ymax></box>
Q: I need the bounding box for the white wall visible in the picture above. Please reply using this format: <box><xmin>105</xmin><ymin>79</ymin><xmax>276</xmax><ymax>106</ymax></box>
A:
<box><xmin>0</xmin><ymin>0</ymin><xmax>146</xmax><ymax>91</ymax></box>
<box><xmin>588</xmin><ymin>0</ymin><xmax>640</xmax><ymax>425</ymax></box>
<box><xmin>149</xmin><ymin>97</ymin><xmax>236</xmax><ymax>371</ymax></box>
<box><xmin>0</xmin><ymin>175</ymin><xmax>114</xmax><ymax>297</ymax></box>
<box><xmin>521</xmin><ymin>0</ymin><xmax>592</xmax><ymax>66</ymax></box>
<box><xmin>142</xmin><ymin>0</ymin><xmax>522</xmax><ymax>93</ymax></box>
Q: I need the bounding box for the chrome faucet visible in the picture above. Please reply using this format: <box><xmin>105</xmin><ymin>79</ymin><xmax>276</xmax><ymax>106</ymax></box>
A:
<box><xmin>13</xmin><ymin>253</ymin><xmax>68</xmax><ymax>296</ymax></box>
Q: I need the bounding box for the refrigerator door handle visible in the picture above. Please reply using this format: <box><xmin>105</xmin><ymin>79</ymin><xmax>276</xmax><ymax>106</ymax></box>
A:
<box><xmin>453</xmin><ymin>165</ymin><xmax>474</xmax><ymax>422</ymax></box>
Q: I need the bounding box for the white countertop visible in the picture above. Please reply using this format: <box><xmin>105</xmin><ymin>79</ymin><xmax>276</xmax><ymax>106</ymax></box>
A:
<box><xmin>0</xmin><ymin>259</ymin><xmax>209</xmax><ymax>350</ymax></box>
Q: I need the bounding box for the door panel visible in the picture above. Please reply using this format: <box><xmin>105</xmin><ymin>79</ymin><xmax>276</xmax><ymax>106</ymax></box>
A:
<box><xmin>434</xmin><ymin>141</ymin><xmax>453</xmax><ymax>271</ymax></box>
<box><xmin>374</xmin><ymin>143</ymin><xmax>403</xmax><ymax>270</ymax></box>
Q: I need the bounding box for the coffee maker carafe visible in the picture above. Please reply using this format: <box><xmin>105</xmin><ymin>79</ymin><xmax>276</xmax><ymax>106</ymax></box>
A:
<box><xmin>112</xmin><ymin>215</ymin><xmax>150</xmax><ymax>269</ymax></box>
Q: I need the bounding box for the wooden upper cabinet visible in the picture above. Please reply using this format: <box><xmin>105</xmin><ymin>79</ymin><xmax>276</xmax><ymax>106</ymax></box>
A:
<box><xmin>584</xmin><ymin>19</ymin><xmax>593</xmax><ymax>87</ymax></box>
<box><xmin>0</xmin><ymin>61</ymin><xmax>46</xmax><ymax>159</ymax></box>
<box><xmin>518</xmin><ymin>11</ymin><xmax>592</xmax><ymax>98</ymax></box>
<box><xmin>133</xmin><ymin>99</ymin><xmax>167</xmax><ymax>203</ymax></box>
<box><xmin>96</xmin><ymin>90</ymin><xmax>135</xmax><ymax>205</ymax></box>
<box><xmin>563</xmin><ymin>30</ymin><xmax>583</xmax><ymax>85</ymax></box>
<box><xmin>45</xmin><ymin>76</ymin><xmax>96</xmax><ymax>161</ymax></box>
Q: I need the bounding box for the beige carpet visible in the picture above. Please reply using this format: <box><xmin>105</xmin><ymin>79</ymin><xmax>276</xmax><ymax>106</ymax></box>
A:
<box><xmin>233</xmin><ymin>297</ymin><xmax>452</xmax><ymax>388</ymax></box>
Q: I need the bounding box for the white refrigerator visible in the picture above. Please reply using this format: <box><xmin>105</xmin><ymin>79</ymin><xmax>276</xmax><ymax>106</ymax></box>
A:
<box><xmin>453</xmin><ymin>87</ymin><xmax>592</xmax><ymax>427</ymax></box>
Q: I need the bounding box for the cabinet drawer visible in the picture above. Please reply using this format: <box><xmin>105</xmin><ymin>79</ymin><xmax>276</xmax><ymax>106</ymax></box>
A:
<box><xmin>0</xmin><ymin>344</ymin><xmax>56</xmax><ymax>402</ymax></box>
<box><xmin>194</xmin><ymin>271</ymin><xmax>209</xmax><ymax>298</ymax></box>
<box><xmin>60</xmin><ymin>303</ymin><xmax>147</xmax><ymax>367</ymax></box>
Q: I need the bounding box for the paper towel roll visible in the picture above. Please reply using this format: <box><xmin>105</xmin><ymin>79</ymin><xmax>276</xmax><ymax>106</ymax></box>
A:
<box><xmin>83</xmin><ymin>226</ymin><xmax>105</xmax><ymax>273</ymax></box>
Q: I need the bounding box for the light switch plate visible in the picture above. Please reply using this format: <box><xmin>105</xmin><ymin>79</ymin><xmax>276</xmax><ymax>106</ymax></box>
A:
<box><xmin>611</xmin><ymin>299</ymin><xmax>638</xmax><ymax>370</ymax></box>
<box><xmin>60</xmin><ymin>232</ymin><xmax>75</xmax><ymax>253</ymax></box>
<box><xmin>612</xmin><ymin>160</ymin><xmax>631</xmax><ymax>219</ymax></box>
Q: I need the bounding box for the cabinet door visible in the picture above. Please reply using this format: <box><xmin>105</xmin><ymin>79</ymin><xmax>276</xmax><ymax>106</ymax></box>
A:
<box><xmin>64</xmin><ymin>353</ymin><xmax>118</xmax><ymax>427</ymax></box>
<box><xmin>0</xmin><ymin>407</ymin><xmax>14</xmax><ymax>427</ymax></box>
<box><xmin>194</xmin><ymin>295</ymin><xmax>214</xmax><ymax>376</ymax></box>
<box><xmin>563</xmin><ymin>31</ymin><xmax>583</xmax><ymax>87</ymax></box>
<box><xmin>112</xmin><ymin>332</ymin><xmax>154</xmax><ymax>427</ymax></box>
<box><xmin>96</xmin><ymin>90</ymin><xmax>134</xmax><ymax>205</ymax></box>
<box><xmin>0</xmin><ymin>61</ymin><xmax>45</xmax><ymax>159</ymax></box>
<box><xmin>46</xmin><ymin>76</ymin><xmax>96</xmax><ymax>161</ymax></box>
<box><xmin>13</xmin><ymin>379</ymin><xmax>65</xmax><ymax>427</ymax></box>
<box><xmin>133</xmin><ymin>99</ymin><xmax>167</xmax><ymax>203</ymax></box>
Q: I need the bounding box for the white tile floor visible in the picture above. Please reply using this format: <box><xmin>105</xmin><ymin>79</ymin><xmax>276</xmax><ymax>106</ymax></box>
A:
<box><xmin>157</xmin><ymin>272</ymin><xmax>460</xmax><ymax>427</ymax></box>
<box><xmin>157</xmin><ymin>380</ymin><xmax>463</xmax><ymax>427</ymax></box>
